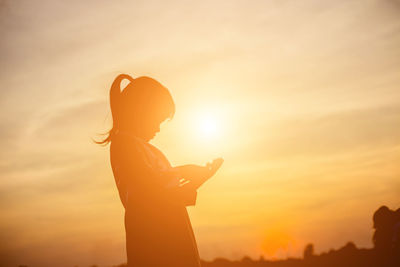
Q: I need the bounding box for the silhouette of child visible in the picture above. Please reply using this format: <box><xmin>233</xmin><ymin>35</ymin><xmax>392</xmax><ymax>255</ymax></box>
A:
<box><xmin>98</xmin><ymin>74</ymin><xmax>223</xmax><ymax>267</ymax></box>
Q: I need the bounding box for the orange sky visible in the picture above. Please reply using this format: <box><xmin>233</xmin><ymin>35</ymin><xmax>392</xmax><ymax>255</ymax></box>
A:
<box><xmin>1</xmin><ymin>0</ymin><xmax>400</xmax><ymax>266</ymax></box>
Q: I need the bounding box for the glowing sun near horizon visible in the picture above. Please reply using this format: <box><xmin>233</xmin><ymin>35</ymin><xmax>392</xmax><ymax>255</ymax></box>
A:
<box><xmin>199</xmin><ymin>115</ymin><xmax>218</xmax><ymax>137</ymax></box>
<box><xmin>192</xmin><ymin>108</ymin><xmax>224</xmax><ymax>141</ymax></box>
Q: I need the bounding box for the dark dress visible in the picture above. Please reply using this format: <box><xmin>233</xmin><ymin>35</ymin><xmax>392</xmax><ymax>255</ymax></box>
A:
<box><xmin>110</xmin><ymin>131</ymin><xmax>201</xmax><ymax>267</ymax></box>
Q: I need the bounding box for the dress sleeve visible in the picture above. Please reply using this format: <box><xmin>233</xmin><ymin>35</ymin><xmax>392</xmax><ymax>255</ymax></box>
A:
<box><xmin>115</xmin><ymin>137</ymin><xmax>197</xmax><ymax>206</ymax></box>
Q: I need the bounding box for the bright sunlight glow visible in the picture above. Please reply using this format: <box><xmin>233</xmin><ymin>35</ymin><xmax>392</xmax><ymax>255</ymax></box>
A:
<box><xmin>190</xmin><ymin>106</ymin><xmax>226</xmax><ymax>142</ymax></box>
<box><xmin>199</xmin><ymin>115</ymin><xmax>218</xmax><ymax>137</ymax></box>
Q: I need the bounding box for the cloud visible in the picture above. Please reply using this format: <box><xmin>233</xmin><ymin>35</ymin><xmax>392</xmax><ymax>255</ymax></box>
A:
<box><xmin>244</xmin><ymin>104</ymin><xmax>400</xmax><ymax>162</ymax></box>
<box><xmin>29</xmin><ymin>99</ymin><xmax>109</xmax><ymax>140</ymax></box>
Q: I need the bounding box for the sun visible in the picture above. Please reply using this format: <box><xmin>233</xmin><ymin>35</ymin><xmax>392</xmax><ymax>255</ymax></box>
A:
<box><xmin>193</xmin><ymin>109</ymin><xmax>223</xmax><ymax>141</ymax></box>
<box><xmin>184</xmin><ymin>104</ymin><xmax>229</xmax><ymax>145</ymax></box>
<box><xmin>199</xmin><ymin>115</ymin><xmax>218</xmax><ymax>137</ymax></box>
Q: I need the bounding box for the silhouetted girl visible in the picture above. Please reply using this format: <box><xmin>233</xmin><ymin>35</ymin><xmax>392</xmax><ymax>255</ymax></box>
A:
<box><xmin>98</xmin><ymin>74</ymin><xmax>223</xmax><ymax>267</ymax></box>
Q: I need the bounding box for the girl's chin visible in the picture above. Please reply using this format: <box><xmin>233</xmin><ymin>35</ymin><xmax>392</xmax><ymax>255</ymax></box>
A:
<box><xmin>145</xmin><ymin>133</ymin><xmax>156</xmax><ymax>141</ymax></box>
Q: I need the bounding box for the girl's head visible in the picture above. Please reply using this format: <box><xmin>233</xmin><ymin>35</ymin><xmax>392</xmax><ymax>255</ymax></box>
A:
<box><xmin>98</xmin><ymin>74</ymin><xmax>175</xmax><ymax>144</ymax></box>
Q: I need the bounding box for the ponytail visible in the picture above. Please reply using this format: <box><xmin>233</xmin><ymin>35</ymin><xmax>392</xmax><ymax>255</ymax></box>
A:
<box><xmin>95</xmin><ymin>74</ymin><xmax>134</xmax><ymax>145</ymax></box>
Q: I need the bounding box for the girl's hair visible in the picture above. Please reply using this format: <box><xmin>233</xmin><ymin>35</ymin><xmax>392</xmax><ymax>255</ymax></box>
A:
<box><xmin>96</xmin><ymin>74</ymin><xmax>175</xmax><ymax>145</ymax></box>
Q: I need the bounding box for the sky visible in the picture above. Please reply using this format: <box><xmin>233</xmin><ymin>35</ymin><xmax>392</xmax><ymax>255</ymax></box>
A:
<box><xmin>0</xmin><ymin>0</ymin><xmax>400</xmax><ymax>266</ymax></box>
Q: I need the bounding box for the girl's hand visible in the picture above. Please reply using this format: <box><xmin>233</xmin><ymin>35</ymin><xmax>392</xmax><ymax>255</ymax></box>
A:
<box><xmin>173</xmin><ymin>158</ymin><xmax>223</xmax><ymax>189</ymax></box>
<box><xmin>206</xmin><ymin>158</ymin><xmax>224</xmax><ymax>175</ymax></box>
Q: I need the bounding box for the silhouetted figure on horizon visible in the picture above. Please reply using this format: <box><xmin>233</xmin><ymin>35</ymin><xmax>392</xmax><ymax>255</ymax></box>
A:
<box><xmin>303</xmin><ymin>243</ymin><xmax>314</xmax><ymax>260</ymax></box>
<box><xmin>97</xmin><ymin>74</ymin><xmax>223</xmax><ymax>267</ymax></box>
<box><xmin>372</xmin><ymin>205</ymin><xmax>400</xmax><ymax>266</ymax></box>
<box><xmin>393</xmin><ymin>208</ymin><xmax>400</xmax><ymax>265</ymax></box>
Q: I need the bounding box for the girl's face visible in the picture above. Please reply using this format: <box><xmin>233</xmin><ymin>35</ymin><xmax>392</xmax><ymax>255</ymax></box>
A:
<box><xmin>139</xmin><ymin>114</ymin><xmax>166</xmax><ymax>142</ymax></box>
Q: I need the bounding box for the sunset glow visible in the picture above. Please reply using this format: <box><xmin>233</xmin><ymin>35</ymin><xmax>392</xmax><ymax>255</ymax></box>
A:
<box><xmin>1</xmin><ymin>1</ymin><xmax>400</xmax><ymax>267</ymax></box>
<box><xmin>198</xmin><ymin>115</ymin><xmax>218</xmax><ymax>138</ymax></box>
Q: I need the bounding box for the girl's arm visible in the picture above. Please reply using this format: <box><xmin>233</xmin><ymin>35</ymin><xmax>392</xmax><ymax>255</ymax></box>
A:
<box><xmin>115</xmin><ymin>137</ymin><xmax>198</xmax><ymax>206</ymax></box>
